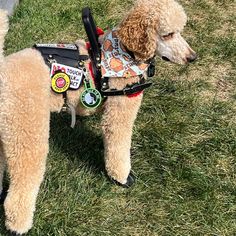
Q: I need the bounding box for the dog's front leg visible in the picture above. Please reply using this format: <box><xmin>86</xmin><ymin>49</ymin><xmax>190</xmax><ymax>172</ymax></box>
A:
<box><xmin>102</xmin><ymin>89</ymin><xmax>143</xmax><ymax>187</ymax></box>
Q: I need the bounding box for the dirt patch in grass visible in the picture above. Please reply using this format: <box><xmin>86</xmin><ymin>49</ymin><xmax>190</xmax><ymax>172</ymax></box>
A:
<box><xmin>213</xmin><ymin>22</ymin><xmax>236</xmax><ymax>37</ymax></box>
<box><xmin>198</xmin><ymin>63</ymin><xmax>235</xmax><ymax>102</ymax></box>
<box><xmin>216</xmin><ymin>156</ymin><xmax>235</xmax><ymax>175</ymax></box>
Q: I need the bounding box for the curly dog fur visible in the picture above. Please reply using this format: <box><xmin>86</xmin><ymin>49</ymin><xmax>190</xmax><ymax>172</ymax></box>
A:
<box><xmin>0</xmin><ymin>0</ymin><xmax>196</xmax><ymax>234</ymax></box>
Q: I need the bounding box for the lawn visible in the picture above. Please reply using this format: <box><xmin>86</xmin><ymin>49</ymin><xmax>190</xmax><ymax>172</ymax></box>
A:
<box><xmin>0</xmin><ymin>0</ymin><xmax>235</xmax><ymax>235</ymax></box>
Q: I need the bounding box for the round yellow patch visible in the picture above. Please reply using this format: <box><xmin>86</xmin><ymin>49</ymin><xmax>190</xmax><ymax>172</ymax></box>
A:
<box><xmin>51</xmin><ymin>72</ymin><xmax>70</xmax><ymax>93</ymax></box>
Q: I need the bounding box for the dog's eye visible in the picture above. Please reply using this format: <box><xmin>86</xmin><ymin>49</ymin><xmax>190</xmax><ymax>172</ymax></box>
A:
<box><xmin>162</xmin><ymin>32</ymin><xmax>174</xmax><ymax>40</ymax></box>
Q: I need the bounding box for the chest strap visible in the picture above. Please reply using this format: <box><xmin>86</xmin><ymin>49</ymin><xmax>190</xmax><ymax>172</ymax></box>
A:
<box><xmin>34</xmin><ymin>44</ymin><xmax>89</xmax><ymax>68</ymax></box>
<box><xmin>101</xmin><ymin>76</ymin><xmax>152</xmax><ymax>97</ymax></box>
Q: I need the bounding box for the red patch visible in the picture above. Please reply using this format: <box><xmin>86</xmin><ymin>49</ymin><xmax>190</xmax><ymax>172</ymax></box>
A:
<box><xmin>127</xmin><ymin>91</ymin><xmax>143</xmax><ymax>98</ymax></box>
<box><xmin>56</xmin><ymin>77</ymin><xmax>66</xmax><ymax>88</ymax></box>
<box><xmin>57</xmin><ymin>44</ymin><xmax>65</xmax><ymax>48</ymax></box>
<box><xmin>96</xmin><ymin>27</ymin><xmax>104</xmax><ymax>36</ymax></box>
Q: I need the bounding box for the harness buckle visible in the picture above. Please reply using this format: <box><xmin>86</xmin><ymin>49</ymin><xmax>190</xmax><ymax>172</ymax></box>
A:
<box><xmin>47</xmin><ymin>55</ymin><xmax>57</xmax><ymax>64</ymax></box>
<box><xmin>123</xmin><ymin>86</ymin><xmax>134</xmax><ymax>95</ymax></box>
<box><xmin>124</xmin><ymin>82</ymin><xmax>153</xmax><ymax>95</ymax></box>
<box><xmin>123</xmin><ymin>84</ymin><xmax>141</xmax><ymax>95</ymax></box>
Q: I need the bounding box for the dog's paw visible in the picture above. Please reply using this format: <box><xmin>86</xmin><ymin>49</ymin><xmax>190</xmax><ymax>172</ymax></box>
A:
<box><xmin>5</xmin><ymin>214</ymin><xmax>33</xmax><ymax>235</ymax></box>
<box><xmin>4</xmin><ymin>196</ymin><xmax>34</xmax><ymax>235</ymax></box>
<box><xmin>111</xmin><ymin>171</ymin><xmax>136</xmax><ymax>188</ymax></box>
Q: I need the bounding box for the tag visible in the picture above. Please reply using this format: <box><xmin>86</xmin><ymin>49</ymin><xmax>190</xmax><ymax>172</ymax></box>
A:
<box><xmin>51</xmin><ymin>63</ymin><xmax>84</xmax><ymax>89</ymax></box>
<box><xmin>51</xmin><ymin>72</ymin><xmax>70</xmax><ymax>93</ymax></box>
<box><xmin>80</xmin><ymin>71</ymin><xmax>102</xmax><ymax>109</ymax></box>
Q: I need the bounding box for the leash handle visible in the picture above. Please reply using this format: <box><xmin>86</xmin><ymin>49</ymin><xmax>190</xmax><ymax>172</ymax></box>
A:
<box><xmin>82</xmin><ymin>7</ymin><xmax>100</xmax><ymax>64</ymax></box>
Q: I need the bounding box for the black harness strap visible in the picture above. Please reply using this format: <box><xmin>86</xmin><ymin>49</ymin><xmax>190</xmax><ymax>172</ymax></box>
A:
<box><xmin>101</xmin><ymin>82</ymin><xmax>152</xmax><ymax>96</ymax></box>
<box><xmin>82</xmin><ymin>8</ymin><xmax>102</xmax><ymax>90</ymax></box>
<box><xmin>34</xmin><ymin>44</ymin><xmax>89</xmax><ymax>68</ymax></box>
<box><xmin>101</xmin><ymin>76</ymin><xmax>152</xmax><ymax>97</ymax></box>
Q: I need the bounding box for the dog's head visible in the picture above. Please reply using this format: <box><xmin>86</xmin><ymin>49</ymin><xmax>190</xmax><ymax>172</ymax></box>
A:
<box><xmin>117</xmin><ymin>0</ymin><xmax>197</xmax><ymax>64</ymax></box>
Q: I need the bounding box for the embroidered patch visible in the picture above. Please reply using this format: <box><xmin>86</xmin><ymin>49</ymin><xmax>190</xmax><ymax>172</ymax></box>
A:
<box><xmin>81</xmin><ymin>89</ymin><xmax>102</xmax><ymax>108</ymax></box>
<box><xmin>35</xmin><ymin>44</ymin><xmax>77</xmax><ymax>50</ymax></box>
<box><xmin>101</xmin><ymin>30</ymin><xmax>149</xmax><ymax>78</ymax></box>
<box><xmin>51</xmin><ymin>72</ymin><xmax>70</xmax><ymax>93</ymax></box>
<box><xmin>50</xmin><ymin>63</ymin><xmax>84</xmax><ymax>89</ymax></box>
<box><xmin>80</xmin><ymin>72</ymin><xmax>102</xmax><ymax>109</ymax></box>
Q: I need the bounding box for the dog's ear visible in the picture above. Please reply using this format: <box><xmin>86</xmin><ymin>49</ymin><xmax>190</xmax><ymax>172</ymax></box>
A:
<box><xmin>117</xmin><ymin>7</ymin><xmax>158</xmax><ymax>61</ymax></box>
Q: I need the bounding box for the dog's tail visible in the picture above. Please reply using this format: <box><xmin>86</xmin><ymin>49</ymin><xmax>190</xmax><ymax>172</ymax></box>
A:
<box><xmin>0</xmin><ymin>9</ymin><xmax>8</xmax><ymax>63</ymax></box>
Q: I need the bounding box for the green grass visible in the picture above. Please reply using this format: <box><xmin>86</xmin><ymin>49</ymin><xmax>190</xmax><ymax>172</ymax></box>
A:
<box><xmin>1</xmin><ymin>0</ymin><xmax>236</xmax><ymax>235</ymax></box>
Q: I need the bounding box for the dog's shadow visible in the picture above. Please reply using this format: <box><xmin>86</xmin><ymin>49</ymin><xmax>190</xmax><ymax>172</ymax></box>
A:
<box><xmin>49</xmin><ymin>112</ymin><xmax>105</xmax><ymax>175</ymax></box>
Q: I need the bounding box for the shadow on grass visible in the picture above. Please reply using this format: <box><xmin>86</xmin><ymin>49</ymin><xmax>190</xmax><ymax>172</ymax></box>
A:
<box><xmin>49</xmin><ymin>112</ymin><xmax>105</xmax><ymax>176</ymax></box>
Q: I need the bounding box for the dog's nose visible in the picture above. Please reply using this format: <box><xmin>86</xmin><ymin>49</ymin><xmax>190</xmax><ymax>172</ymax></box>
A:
<box><xmin>186</xmin><ymin>52</ymin><xmax>197</xmax><ymax>63</ymax></box>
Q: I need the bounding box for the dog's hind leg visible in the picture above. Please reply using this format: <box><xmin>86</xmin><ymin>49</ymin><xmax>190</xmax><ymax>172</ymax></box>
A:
<box><xmin>2</xmin><ymin>106</ymin><xmax>50</xmax><ymax>235</ymax></box>
<box><xmin>2</xmin><ymin>97</ymin><xmax>50</xmax><ymax>235</ymax></box>
<box><xmin>0</xmin><ymin>53</ymin><xmax>51</xmax><ymax>234</ymax></box>
<box><xmin>102</xmin><ymin>78</ymin><xmax>143</xmax><ymax>187</ymax></box>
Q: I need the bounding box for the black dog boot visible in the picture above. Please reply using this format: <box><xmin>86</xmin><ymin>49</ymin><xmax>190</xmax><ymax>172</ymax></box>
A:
<box><xmin>10</xmin><ymin>231</ymin><xmax>22</xmax><ymax>236</ymax></box>
<box><xmin>112</xmin><ymin>172</ymin><xmax>136</xmax><ymax>188</ymax></box>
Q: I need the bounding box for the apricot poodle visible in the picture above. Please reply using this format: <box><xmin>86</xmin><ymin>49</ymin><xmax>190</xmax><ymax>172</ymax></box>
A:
<box><xmin>0</xmin><ymin>0</ymin><xmax>196</xmax><ymax>234</ymax></box>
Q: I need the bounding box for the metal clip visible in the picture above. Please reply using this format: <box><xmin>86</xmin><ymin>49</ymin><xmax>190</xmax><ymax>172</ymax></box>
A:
<box><xmin>47</xmin><ymin>55</ymin><xmax>57</xmax><ymax>64</ymax></box>
<box><xmin>83</xmin><ymin>67</ymin><xmax>89</xmax><ymax>82</ymax></box>
<box><xmin>79</xmin><ymin>60</ymin><xmax>85</xmax><ymax>67</ymax></box>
